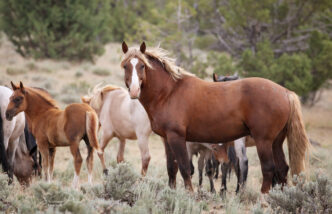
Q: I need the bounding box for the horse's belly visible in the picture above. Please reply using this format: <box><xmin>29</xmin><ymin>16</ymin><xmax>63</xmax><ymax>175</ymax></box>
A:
<box><xmin>113</xmin><ymin>127</ymin><xmax>137</xmax><ymax>140</ymax></box>
<box><xmin>48</xmin><ymin>131</ymin><xmax>70</xmax><ymax>147</ymax></box>
<box><xmin>186</xmin><ymin>120</ymin><xmax>248</xmax><ymax>143</ymax></box>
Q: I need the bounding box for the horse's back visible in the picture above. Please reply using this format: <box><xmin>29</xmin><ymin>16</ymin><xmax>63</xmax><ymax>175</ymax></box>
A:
<box><xmin>176</xmin><ymin>77</ymin><xmax>291</xmax><ymax>142</ymax></box>
<box><xmin>63</xmin><ymin>103</ymin><xmax>94</xmax><ymax>130</ymax></box>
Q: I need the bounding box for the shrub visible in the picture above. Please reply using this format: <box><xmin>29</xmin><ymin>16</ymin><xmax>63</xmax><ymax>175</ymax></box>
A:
<box><xmin>0</xmin><ymin>172</ymin><xmax>13</xmax><ymax>211</ymax></box>
<box><xmin>93</xmin><ymin>68</ymin><xmax>111</xmax><ymax>76</ymax></box>
<box><xmin>26</xmin><ymin>62</ymin><xmax>38</xmax><ymax>71</ymax></box>
<box><xmin>75</xmin><ymin>71</ymin><xmax>83</xmax><ymax>78</ymax></box>
<box><xmin>238</xmin><ymin>186</ymin><xmax>260</xmax><ymax>205</ymax></box>
<box><xmin>267</xmin><ymin>173</ymin><xmax>332</xmax><ymax>213</ymax></box>
<box><xmin>6</xmin><ymin>67</ymin><xmax>27</xmax><ymax>75</ymax></box>
<box><xmin>100</xmin><ymin>162</ymin><xmax>139</xmax><ymax>205</ymax></box>
<box><xmin>62</xmin><ymin>81</ymin><xmax>90</xmax><ymax>95</ymax></box>
<box><xmin>130</xmin><ymin>177</ymin><xmax>205</xmax><ymax>214</ymax></box>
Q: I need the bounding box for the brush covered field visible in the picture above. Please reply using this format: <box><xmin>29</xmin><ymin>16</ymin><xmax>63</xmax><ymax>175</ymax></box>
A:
<box><xmin>0</xmin><ymin>37</ymin><xmax>331</xmax><ymax>214</ymax></box>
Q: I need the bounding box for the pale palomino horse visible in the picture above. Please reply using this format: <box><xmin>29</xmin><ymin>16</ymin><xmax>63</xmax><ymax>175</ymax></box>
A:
<box><xmin>0</xmin><ymin>85</ymin><xmax>39</xmax><ymax>185</ymax></box>
<box><xmin>82</xmin><ymin>84</ymin><xmax>152</xmax><ymax>176</ymax></box>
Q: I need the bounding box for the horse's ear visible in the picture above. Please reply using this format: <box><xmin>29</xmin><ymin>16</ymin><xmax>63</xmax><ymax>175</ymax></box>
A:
<box><xmin>19</xmin><ymin>81</ymin><xmax>26</xmax><ymax>94</ymax></box>
<box><xmin>140</xmin><ymin>41</ymin><xmax>146</xmax><ymax>53</ymax></box>
<box><xmin>11</xmin><ymin>81</ymin><xmax>18</xmax><ymax>90</ymax></box>
<box><xmin>122</xmin><ymin>41</ymin><xmax>128</xmax><ymax>54</ymax></box>
<box><xmin>81</xmin><ymin>96</ymin><xmax>91</xmax><ymax>104</ymax></box>
<box><xmin>100</xmin><ymin>91</ymin><xmax>104</xmax><ymax>100</ymax></box>
<box><xmin>213</xmin><ymin>73</ymin><xmax>218</xmax><ymax>82</ymax></box>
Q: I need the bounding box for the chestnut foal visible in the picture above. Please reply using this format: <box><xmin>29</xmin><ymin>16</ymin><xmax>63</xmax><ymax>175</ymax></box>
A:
<box><xmin>6</xmin><ymin>82</ymin><xmax>102</xmax><ymax>188</ymax></box>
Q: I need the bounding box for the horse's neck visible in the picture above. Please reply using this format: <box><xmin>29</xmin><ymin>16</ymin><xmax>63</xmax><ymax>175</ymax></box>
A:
<box><xmin>25</xmin><ymin>91</ymin><xmax>56</xmax><ymax>124</ymax></box>
<box><xmin>139</xmin><ymin>66</ymin><xmax>176</xmax><ymax>111</ymax></box>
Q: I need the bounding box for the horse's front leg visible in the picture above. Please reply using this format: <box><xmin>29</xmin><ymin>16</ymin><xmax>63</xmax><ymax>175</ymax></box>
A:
<box><xmin>255</xmin><ymin>139</ymin><xmax>275</xmax><ymax>193</ymax></box>
<box><xmin>197</xmin><ymin>152</ymin><xmax>205</xmax><ymax>187</ymax></box>
<box><xmin>220</xmin><ymin>163</ymin><xmax>229</xmax><ymax>195</ymax></box>
<box><xmin>98</xmin><ymin>130</ymin><xmax>113</xmax><ymax>175</ymax></box>
<box><xmin>205</xmin><ymin>156</ymin><xmax>216</xmax><ymax>193</ymax></box>
<box><xmin>69</xmin><ymin>141</ymin><xmax>83</xmax><ymax>189</ymax></box>
<box><xmin>166</xmin><ymin>131</ymin><xmax>193</xmax><ymax>192</ymax></box>
<box><xmin>5</xmin><ymin>138</ymin><xmax>19</xmax><ymax>184</ymax></box>
<box><xmin>117</xmin><ymin>138</ymin><xmax>126</xmax><ymax>163</ymax></box>
<box><xmin>163</xmin><ymin>138</ymin><xmax>178</xmax><ymax>189</ymax></box>
<box><xmin>136</xmin><ymin>135</ymin><xmax>151</xmax><ymax>176</ymax></box>
<box><xmin>48</xmin><ymin>147</ymin><xmax>56</xmax><ymax>182</ymax></box>
<box><xmin>38</xmin><ymin>142</ymin><xmax>50</xmax><ymax>182</ymax></box>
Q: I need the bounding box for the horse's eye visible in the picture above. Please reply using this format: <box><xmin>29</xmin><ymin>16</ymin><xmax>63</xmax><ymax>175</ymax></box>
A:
<box><xmin>14</xmin><ymin>97</ymin><xmax>21</xmax><ymax>103</ymax></box>
<box><xmin>123</xmin><ymin>65</ymin><xmax>127</xmax><ymax>69</ymax></box>
<box><xmin>140</xmin><ymin>65</ymin><xmax>145</xmax><ymax>69</ymax></box>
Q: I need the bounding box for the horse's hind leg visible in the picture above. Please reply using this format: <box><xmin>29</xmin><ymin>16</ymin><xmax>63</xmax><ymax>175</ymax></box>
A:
<box><xmin>255</xmin><ymin>139</ymin><xmax>275</xmax><ymax>193</ymax></box>
<box><xmin>87</xmin><ymin>147</ymin><xmax>94</xmax><ymax>184</ymax></box>
<box><xmin>234</xmin><ymin>158</ymin><xmax>241</xmax><ymax>193</ymax></box>
<box><xmin>234</xmin><ymin>138</ymin><xmax>248</xmax><ymax>191</ymax></box>
<box><xmin>272</xmin><ymin>128</ymin><xmax>288</xmax><ymax>186</ymax></box>
<box><xmin>137</xmin><ymin>136</ymin><xmax>151</xmax><ymax>176</ymax></box>
<box><xmin>98</xmin><ymin>131</ymin><xmax>113</xmax><ymax>175</ymax></box>
<box><xmin>163</xmin><ymin>138</ymin><xmax>178</xmax><ymax>189</ymax></box>
<box><xmin>69</xmin><ymin>142</ymin><xmax>83</xmax><ymax>189</ymax></box>
<box><xmin>48</xmin><ymin>147</ymin><xmax>56</xmax><ymax>182</ymax></box>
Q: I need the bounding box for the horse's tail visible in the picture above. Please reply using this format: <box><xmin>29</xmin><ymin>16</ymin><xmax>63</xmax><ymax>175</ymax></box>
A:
<box><xmin>86</xmin><ymin>111</ymin><xmax>102</xmax><ymax>154</ymax></box>
<box><xmin>286</xmin><ymin>91</ymin><xmax>311</xmax><ymax>177</ymax></box>
<box><xmin>0</xmin><ymin>107</ymin><xmax>10</xmax><ymax>173</ymax></box>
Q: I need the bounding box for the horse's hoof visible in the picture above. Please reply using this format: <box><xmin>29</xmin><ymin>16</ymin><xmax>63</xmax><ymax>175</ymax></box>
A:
<box><xmin>103</xmin><ymin>169</ymin><xmax>109</xmax><ymax>175</ymax></box>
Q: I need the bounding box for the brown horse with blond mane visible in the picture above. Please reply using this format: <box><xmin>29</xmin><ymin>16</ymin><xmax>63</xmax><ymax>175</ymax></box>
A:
<box><xmin>121</xmin><ymin>42</ymin><xmax>310</xmax><ymax>193</ymax></box>
<box><xmin>5</xmin><ymin>82</ymin><xmax>102</xmax><ymax>188</ymax></box>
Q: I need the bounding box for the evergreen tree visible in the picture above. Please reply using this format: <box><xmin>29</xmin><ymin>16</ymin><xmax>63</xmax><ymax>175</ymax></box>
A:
<box><xmin>0</xmin><ymin>0</ymin><xmax>111</xmax><ymax>61</ymax></box>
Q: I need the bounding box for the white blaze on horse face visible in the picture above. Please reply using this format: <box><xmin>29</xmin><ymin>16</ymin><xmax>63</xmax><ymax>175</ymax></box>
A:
<box><xmin>129</xmin><ymin>58</ymin><xmax>140</xmax><ymax>98</ymax></box>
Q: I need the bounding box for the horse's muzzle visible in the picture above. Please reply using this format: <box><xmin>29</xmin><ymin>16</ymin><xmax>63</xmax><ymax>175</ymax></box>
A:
<box><xmin>5</xmin><ymin>110</ymin><xmax>15</xmax><ymax>121</ymax></box>
<box><xmin>129</xmin><ymin>87</ymin><xmax>140</xmax><ymax>99</ymax></box>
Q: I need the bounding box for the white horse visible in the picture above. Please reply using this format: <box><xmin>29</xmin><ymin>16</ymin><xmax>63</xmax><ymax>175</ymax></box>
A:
<box><xmin>0</xmin><ymin>85</ymin><xmax>39</xmax><ymax>185</ymax></box>
<box><xmin>82</xmin><ymin>84</ymin><xmax>152</xmax><ymax>176</ymax></box>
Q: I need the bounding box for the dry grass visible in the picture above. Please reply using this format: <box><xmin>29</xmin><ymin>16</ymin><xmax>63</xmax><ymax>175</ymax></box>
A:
<box><xmin>0</xmin><ymin>35</ymin><xmax>331</xmax><ymax>213</ymax></box>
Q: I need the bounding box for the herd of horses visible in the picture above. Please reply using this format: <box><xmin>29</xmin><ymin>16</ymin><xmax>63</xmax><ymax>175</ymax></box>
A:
<box><xmin>0</xmin><ymin>42</ymin><xmax>310</xmax><ymax>197</ymax></box>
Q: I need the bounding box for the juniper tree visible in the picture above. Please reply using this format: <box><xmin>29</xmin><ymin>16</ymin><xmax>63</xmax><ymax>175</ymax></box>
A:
<box><xmin>0</xmin><ymin>0</ymin><xmax>111</xmax><ymax>61</ymax></box>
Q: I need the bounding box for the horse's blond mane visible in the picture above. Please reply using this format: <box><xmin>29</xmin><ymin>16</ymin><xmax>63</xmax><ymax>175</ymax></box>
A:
<box><xmin>28</xmin><ymin>87</ymin><xmax>59</xmax><ymax>108</ymax></box>
<box><xmin>84</xmin><ymin>83</ymin><xmax>121</xmax><ymax>110</ymax></box>
<box><xmin>121</xmin><ymin>47</ymin><xmax>194</xmax><ymax>80</ymax></box>
<box><xmin>87</xmin><ymin>83</ymin><xmax>121</xmax><ymax>97</ymax></box>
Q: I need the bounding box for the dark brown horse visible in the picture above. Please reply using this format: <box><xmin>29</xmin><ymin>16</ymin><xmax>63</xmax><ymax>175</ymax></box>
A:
<box><xmin>121</xmin><ymin>42</ymin><xmax>310</xmax><ymax>193</ymax></box>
